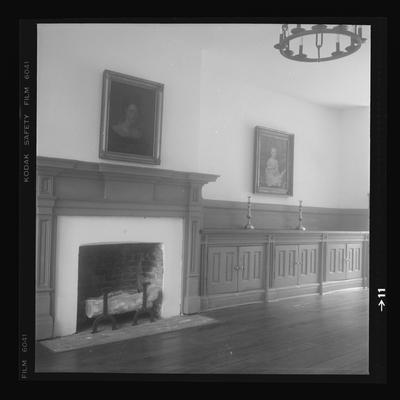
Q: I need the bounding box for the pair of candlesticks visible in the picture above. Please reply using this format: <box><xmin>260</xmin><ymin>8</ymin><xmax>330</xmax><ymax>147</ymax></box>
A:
<box><xmin>244</xmin><ymin>197</ymin><xmax>306</xmax><ymax>230</ymax></box>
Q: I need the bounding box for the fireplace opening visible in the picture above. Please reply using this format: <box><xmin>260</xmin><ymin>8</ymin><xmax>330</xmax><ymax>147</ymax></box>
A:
<box><xmin>76</xmin><ymin>242</ymin><xmax>163</xmax><ymax>332</ymax></box>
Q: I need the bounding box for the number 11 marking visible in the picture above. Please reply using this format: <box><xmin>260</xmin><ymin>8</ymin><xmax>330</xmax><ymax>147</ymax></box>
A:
<box><xmin>378</xmin><ymin>288</ymin><xmax>386</xmax><ymax>311</ymax></box>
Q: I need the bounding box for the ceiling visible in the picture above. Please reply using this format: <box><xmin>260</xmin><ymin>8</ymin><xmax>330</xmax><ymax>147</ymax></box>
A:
<box><xmin>173</xmin><ymin>24</ymin><xmax>371</xmax><ymax>108</ymax></box>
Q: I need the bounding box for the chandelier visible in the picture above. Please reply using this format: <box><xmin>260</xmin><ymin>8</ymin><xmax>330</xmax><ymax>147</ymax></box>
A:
<box><xmin>274</xmin><ymin>24</ymin><xmax>367</xmax><ymax>62</ymax></box>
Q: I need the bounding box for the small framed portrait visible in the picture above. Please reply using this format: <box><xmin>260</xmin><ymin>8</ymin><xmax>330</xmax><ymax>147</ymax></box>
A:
<box><xmin>99</xmin><ymin>70</ymin><xmax>164</xmax><ymax>164</ymax></box>
<box><xmin>254</xmin><ymin>126</ymin><xmax>294</xmax><ymax>196</ymax></box>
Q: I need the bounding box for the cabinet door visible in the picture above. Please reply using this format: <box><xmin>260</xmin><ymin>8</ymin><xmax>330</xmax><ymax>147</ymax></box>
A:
<box><xmin>207</xmin><ymin>247</ymin><xmax>238</xmax><ymax>295</ymax></box>
<box><xmin>326</xmin><ymin>243</ymin><xmax>346</xmax><ymax>281</ymax></box>
<box><xmin>298</xmin><ymin>244</ymin><xmax>319</xmax><ymax>284</ymax></box>
<box><xmin>237</xmin><ymin>246</ymin><xmax>264</xmax><ymax>292</ymax></box>
<box><xmin>272</xmin><ymin>245</ymin><xmax>299</xmax><ymax>288</ymax></box>
<box><xmin>346</xmin><ymin>243</ymin><xmax>363</xmax><ymax>279</ymax></box>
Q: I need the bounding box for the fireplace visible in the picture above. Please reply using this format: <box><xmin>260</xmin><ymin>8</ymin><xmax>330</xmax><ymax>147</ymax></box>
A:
<box><xmin>36</xmin><ymin>157</ymin><xmax>219</xmax><ymax>340</ymax></box>
<box><xmin>53</xmin><ymin>216</ymin><xmax>184</xmax><ymax>337</ymax></box>
<box><xmin>77</xmin><ymin>242</ymin><xmax>163</xmax><ymax>332</ymax></box>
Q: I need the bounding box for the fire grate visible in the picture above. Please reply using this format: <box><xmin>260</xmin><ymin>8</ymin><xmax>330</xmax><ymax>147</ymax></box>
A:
<box><xmin>78</xmin><ymin>244</ymin><xmax>163</xmax><ymax>333</ymax></box>
<box><xmin>90</xmin><ymin>280</ymin><xmax>162</xmax><ymax>333</ymax></box>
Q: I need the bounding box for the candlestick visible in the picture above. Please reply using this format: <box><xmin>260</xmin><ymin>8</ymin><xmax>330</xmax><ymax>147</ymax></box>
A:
<box><xmin>296</xmin><ymin>200</ymin><xmax>306</xmax><ymax>231</ymax></box>
<box><xmin>244</xmin><ymin>196</ymin><xmax>255</xmax><ymax>230</ymax></box>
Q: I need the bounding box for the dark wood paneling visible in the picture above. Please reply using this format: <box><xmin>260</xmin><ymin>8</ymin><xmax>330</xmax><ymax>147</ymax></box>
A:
<box><xmin>203</xmin><ymin>199</ymin><xmax>369</xmax><ymax>231</ymax></box>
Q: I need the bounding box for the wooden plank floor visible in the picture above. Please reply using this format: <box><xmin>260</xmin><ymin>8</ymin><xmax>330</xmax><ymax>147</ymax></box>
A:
<box><xmin>35</xmin><ymin>289</ymin><xmax>369</xmax><ymax>374</ymax></box>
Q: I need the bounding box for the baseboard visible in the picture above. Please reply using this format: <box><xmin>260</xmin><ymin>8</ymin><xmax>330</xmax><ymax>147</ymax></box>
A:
<box><xmin>182</xmin><ymin>295</ymin><xmax>201</xmax><ymax>314</ymax></box>
<box><xmin>200</xmin><ymin>279</ymin><xmax>365</xmax><ymax>310</ymax></box>
<box><xmin>200</xmin><ymin>290</ymin><xmax>265</xmax><ymax>311</ymax></box>
<box><xmin>36</xmin><ymin>315</ymin><xmax>54</xmax><ymax>340</ymax></box>
<box><xmin>322</xmin><ymin>286</ymin><xmax>366</xmax><ymax>296</ymax></box>
<box><xmin>266</xmin><ymin>283</ymin><xmax>320</xmax><ymax>301</ymax></box>
<box><xmin>322</xmin><ymin>278</ymin><xmax>364</xmax><ymax>293</ymax></box>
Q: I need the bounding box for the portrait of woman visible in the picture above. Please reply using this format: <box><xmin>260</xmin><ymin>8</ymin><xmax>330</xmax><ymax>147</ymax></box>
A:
<box><xmin>265</xmin><ymin>147</ymin><xmax>287</xmax><ymax>187</ymax></box>
<box><xmin>108</xmin><ymin>102</ymin><xmax>152</xmax><ymax>156</ymax></box>
<box><xmin>99</xmin><ymin>70</ymin><xmax>164</xmax><ymax>164</ymax></box>
<box><xmin>254</xmin><ymin>126</ymin><xmax>294</xmax><ymax>195</ymax></box>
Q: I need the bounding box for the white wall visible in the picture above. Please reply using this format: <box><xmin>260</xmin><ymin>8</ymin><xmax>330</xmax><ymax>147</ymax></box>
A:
<box><xmin>37</xmin><ymin>24</ymin><xmax>202</xmax><ymax>172</ymax></box>
<box><xmin>198</xmin><ymin>49</ymin><xmax>346</xmax><ymax>207</ymax></box>
<box><xmin>336</xmin><ymin>107</ymin><xmax>370</xmax><ymax>208</ymax></box>
<box><xmin>54</xmin><ymin>216</ymin><xmax>183</xmax><ymax>337</ymax></box>
<box><xmin>37</xmin><ymin>24</ymin><xmax>370</xmax><ymax>209</ymax></box>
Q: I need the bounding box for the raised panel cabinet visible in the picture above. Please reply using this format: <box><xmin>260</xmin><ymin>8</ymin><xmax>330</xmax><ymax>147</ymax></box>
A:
<box><xmin>298</xmin><ymin>244</ymin><xmax>319</xmax><ymax>284</ymax></box>
<box><xmin>238</xmin><ymin>246</ymin><xmax>264</xmax><ymax>291</ymax></box>
<box><xmin>200</xmin><ymin>229</ymin><xmax>368</xmax><ymax>310</ymax></box>
<box><xmin>326</xmin><ymin>243</ymin><xmax>347</xmax><ymax>281</ymax></box>
<box><xmin>206</xmin><ymin>245</ymin><xmax>264</xmax><ymax>295</ymax></box>
<box><xmin>326</xmin><ymin>242</ymin><xmax>363</xmax><ymax>281</ymax></box>
<box><xmin>272</xmin><ymin>245</ymin><xmax>298</xmax><ymax>288</ymax></box>
<box><xmin>346</xmin><ymin>243</ymin><xmax>363</xmax><ymax>279</ymax></box>
<box><xmin>272</xmin><ymin>244</ymin><xmax>319</xmax><ymax>288</ymax></box>
<box><xmin>207</xmin><ymin>246</ymin><xmax>237</xmax><ymax>295</ymax></box>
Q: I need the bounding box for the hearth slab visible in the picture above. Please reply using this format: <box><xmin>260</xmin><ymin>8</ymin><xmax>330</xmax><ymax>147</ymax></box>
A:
<box><xmin>39</xmin><ymin>314</ymin><xmax>217</xmax><ymax>353</ymax></box>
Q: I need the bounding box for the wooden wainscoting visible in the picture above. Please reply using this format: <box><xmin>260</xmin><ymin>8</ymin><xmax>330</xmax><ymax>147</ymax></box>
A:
<box><xmin>203</xmin><ymin>199</ymin><xmax>369</xmax><ymax>231</ymax></box>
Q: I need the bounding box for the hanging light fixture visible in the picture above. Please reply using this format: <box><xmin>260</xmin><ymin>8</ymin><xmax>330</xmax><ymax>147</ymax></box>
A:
<box><xmin>274</xmin><ymin>24</ymin><xmax>367</xmax><ymax>62</ymax></box>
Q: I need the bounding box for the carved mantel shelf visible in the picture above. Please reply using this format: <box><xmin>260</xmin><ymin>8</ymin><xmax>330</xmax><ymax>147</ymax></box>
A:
<box><xmin>36</xmin><ymin>156</ymin><xmax>219</xmax><ymax>212</ymax></box>
<box><xmin>37</xmin><ymin>156</ymin><xmax>219</xmax><ymax>186</ymax></box>
<box><xmin>37</xmin><ymin>156</ymin><xmax>219</xmax><ymax>206</ymax></box>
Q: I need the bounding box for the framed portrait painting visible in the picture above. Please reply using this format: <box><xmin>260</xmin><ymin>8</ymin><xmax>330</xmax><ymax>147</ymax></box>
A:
<box><xmin>254</xmin><ymin>126</ymin><xmax>294</xmax><ymax>196</ymax></box>
<box><xmin>99</xmin><ymin>70</ymin><xmax>164</xmax><ymax>164</ymax></box>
